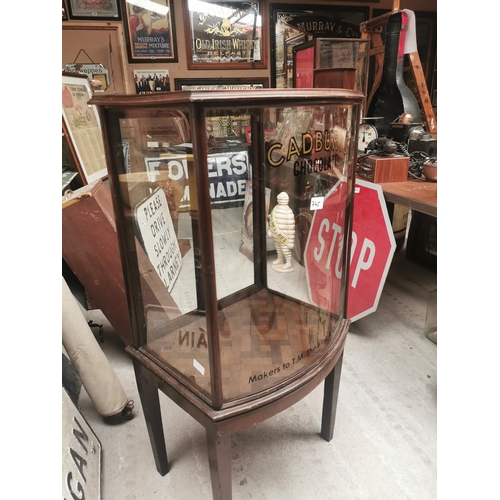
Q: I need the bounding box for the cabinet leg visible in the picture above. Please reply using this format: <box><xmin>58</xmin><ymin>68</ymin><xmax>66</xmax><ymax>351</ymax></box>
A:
<box><xmin>206</xmin><ymin>427</ymin><xmax>232</xmax><ymax>500</ymax></box>
<box><xmin>320</xmin><ymin>351</ymin><xmax>344</xmax><ymax>442</ymax></box>
<box><xmin>133</xmin><ymin>359</ymin><xmax>169</xmax><ymax>476</ymax></box>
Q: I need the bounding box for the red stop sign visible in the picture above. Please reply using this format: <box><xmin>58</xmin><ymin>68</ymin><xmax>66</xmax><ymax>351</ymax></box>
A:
<box><xmin>304</xmin><ymin>178</ymin><xmax>396</xmax><ymax>321</ymax></box>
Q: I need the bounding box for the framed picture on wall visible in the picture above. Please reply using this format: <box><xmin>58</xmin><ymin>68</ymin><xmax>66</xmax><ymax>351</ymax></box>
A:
<box><xmin>66</xmin><ymin>0</ymin><xmax>121</xmax><ymax>20</ymax></box>
<box><xmin>62</xmin><ymin>73</ymin><xmax>108</xmax><ymax>184</ymax></box>
<box><xmin>122</xmin><ymin>0</ymin><xmax>178</xmax><ymax>63</ymax></box>
<box><xmin>270</xmin><ymin>4</ymin><xmax>370</xmax><ymax>88</ymax></box>
<box><xmin>174</xmin><ymin>77</ymin><xmax>269</xmax><ymax>91</ymax></box>
<box><xmin>182</xmin><ymin>0</ymin><xmax>267</xmax><ymax>70</ymax></box>
<box><xmin>134</xmin><ymin>69</ymin><xmax>171</xmax><ymax>94</ymax></box>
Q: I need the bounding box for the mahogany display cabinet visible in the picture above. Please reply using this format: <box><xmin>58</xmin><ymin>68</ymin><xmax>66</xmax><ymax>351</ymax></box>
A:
<box><xmin>91</xmin><ymin>89</ymin><xmax>363</xmax><ymax>500</ymax></box>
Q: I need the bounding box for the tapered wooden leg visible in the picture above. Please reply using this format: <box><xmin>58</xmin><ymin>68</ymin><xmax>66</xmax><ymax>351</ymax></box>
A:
<box><xmin>206</xmin><ymin>427</ymin><xmax>232</xmax><ymax>500</ymax></box>
<box><xmin>320</xmin><ymin>351</ymin><xmax>344</xmax><ymax>442</ymax></box>
<box><xmin>133</xmin><ymin>359</ymin><xmax>169</xmax><ymax>475</ymax></box>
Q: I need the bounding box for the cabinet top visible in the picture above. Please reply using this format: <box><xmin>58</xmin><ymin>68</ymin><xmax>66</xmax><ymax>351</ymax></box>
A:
<box><xmin>89</xmin><ymin>88</ymin><xmax>364</xmax><ymax>108</ymax></box>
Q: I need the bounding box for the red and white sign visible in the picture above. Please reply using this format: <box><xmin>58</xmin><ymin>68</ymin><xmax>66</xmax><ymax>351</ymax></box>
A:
<box><xmin>304</xmin><ymin>179</ymin><xmax>396</xmax><ymax>322</ymax></box>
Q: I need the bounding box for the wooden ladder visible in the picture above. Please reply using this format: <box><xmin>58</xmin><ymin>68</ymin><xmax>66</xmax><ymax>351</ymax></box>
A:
<box><xmin>360</xmin><ymin>2</ymin><xmax>437</xmax><ymax>135</ymax></box>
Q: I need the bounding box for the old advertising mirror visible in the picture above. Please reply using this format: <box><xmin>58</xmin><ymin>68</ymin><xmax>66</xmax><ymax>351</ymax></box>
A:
<box><xmin>270</xmin><ymin>4</ymin><xmax>369</xmax><ymax>88</ymax></box>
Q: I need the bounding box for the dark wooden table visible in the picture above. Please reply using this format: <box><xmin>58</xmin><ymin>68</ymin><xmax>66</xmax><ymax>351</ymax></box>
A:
<box><xmin>377</xmin><ymin>179</ymin><xmax>437</xmax><ymax>217</ymax></box>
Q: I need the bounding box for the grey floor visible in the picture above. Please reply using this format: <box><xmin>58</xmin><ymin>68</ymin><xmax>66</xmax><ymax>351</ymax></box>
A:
<box><xmin>76</xmin><ymin>243</ymin><xmax>437</xmax><ymax>500</ymax></box>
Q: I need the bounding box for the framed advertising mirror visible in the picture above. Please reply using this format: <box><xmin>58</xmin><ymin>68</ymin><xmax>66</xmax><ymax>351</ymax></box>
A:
<box><xmin>182</xmin><ymin>0</ymin><xmax>267</xmax><ymax>69</ymax></box>
<box><xmin>270</xmin><ymin>4</ymin><xmax>369</xmax><ymax>88</ymax></box>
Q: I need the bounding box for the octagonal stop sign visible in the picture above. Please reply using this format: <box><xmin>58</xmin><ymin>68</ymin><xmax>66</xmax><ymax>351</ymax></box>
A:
<box><xmin>304</xmin><ymin>178</ymin><xmax>396</xmax><ymax>322</ymax></box>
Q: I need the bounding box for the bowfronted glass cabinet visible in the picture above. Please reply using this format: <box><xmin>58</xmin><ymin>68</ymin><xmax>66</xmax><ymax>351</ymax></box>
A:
<box><xmin>91</xmin><ymin>89</ymin><xmax>363</xmax><ymax>500</ymax></box>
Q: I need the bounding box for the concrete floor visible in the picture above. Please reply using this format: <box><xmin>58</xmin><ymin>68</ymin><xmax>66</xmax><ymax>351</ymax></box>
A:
<box><xmin>76</xmin><ymin>246</ymin><xmax>437</xmax><ymax>500</ymax></box>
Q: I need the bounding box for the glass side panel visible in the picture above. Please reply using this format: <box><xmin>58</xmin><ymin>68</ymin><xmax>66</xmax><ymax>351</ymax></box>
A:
<box><xmin>205</xmin><ymin>111</ymin><xmax>255</xmax><ymax>300</ymax></box>
<box><xmin>116</xmin><ymin>108</ymin><xmax>212</xmax><ymax>400</ymax></box>
<box><xmin>265</xmin><ymin>104</ymin><xmax>353</xmax><ymax>316</ymax></box>
<box><xmin>217</xmin><ymin>102</ymin><xmax>357</xmax><ymax>404</ymax></box>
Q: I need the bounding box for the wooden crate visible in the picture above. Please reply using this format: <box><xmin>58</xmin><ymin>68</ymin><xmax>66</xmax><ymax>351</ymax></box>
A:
<box><xmin>62</xmin><ymin>179</ymin><xmax>183</xmax><ymax>345</ymax></box>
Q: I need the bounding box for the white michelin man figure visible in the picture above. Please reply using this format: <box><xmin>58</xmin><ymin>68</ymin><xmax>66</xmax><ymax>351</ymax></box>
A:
<box><xmin>268</xmin><ymin>191</ymin><xmax>295</xmax><ymax>273</ymax></box>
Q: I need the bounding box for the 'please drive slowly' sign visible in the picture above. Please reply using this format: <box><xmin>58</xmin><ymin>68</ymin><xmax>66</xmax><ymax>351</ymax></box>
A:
<box><xmin>134</xmin><ymin>188</ymin><xmax>182</xmax><ymax>293</ymax></box>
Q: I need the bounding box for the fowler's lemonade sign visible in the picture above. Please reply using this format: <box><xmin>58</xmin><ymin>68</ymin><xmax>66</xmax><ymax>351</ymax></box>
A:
<box><xmin>135</xmin><ymin>188</ymin><xmax>182</xmax><ymax>293</ymax></box>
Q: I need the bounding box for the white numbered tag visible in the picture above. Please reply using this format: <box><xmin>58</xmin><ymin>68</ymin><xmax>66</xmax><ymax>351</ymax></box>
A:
<box><xmin>310</xmin><ymin>197</ymin><xmax>324</xmax><ymax>210</ymax></box>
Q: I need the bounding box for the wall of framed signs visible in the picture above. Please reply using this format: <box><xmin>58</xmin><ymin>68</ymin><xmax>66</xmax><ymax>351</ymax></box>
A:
<box><xmin>62</xmin><ymin>0</ymin><xmax>437</xmax><ymax>97</ymax></box>
<box><xmin>62</xmin><ymin>0</ymin><xmax>436</xmax><ymax>185</ymax></box>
